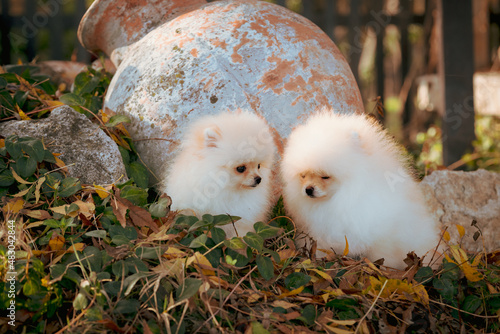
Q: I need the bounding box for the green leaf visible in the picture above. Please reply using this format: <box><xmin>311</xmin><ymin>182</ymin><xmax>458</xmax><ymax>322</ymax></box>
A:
<box><xmin>243</xmin><ymin>232</ymin><xmax>264</xmax><ymax>252</ymax></box>
<box><xmin>251</xmin><ymin>322</ymin><xmax>270</xmax><ymax>334</ymax></box>
<box><xmin>5</xmin><ymin>135</ymin><xmax>23</xmax><ymax>159</ymax></box>
<box><xmin>83</xmin><ymin>246</ymin><xmax>103</xmax><ymax>272</ymax></box>
<box><xmin>224</xmin><ymin>237</ymin><xmax>247</xmax><ymax>250</ymax></box>
<box><xmin>124</xmin><ymin>272</ymin><xmax>147</xmax><ymax>296</ymax></box>
<box><xmin>23</xmin><ymin>277</ymin><xmax>41</xmax><ymax>296</ymax></box>
<box><xmin>120</xmin><ymin>185</ymin><xmax>148</xmax><ymax>206</ymax></box>
<box><xmin>11</xmin><ymin>156</ymin><xmax>37</xmax><ymax>178</ymax></box>
<box><xmin>414</xmin><ymin>266</ymin><xmax>434</xmax><ymax>284</ymax></box>
<box><xmin>84</xmin><ymin>230</ymin><xmax>107</xmax><ymax>239</ymax></box>
<box><xmin>462</xmin><ymin>295</ymin><xmax>482</xmax><ymax>314</ymax></box>
<box><xmin>43</xmin><ymin>149</ymin><xmax>56</xmax><ymax>163</ymax></box>
<box><xmin>174</xmin><ymin>214</ymin><xmax>199</xmax><ymax>228</ymax></box>
<box><xmin>118</xmin><ymin>146</ymin><xmax>130</xmax><ymax>164</ymax></box>
<box><xmin>433</xmin><ymin>278</ymin><xmax>457</xmax><ymax>301</ymax></box>
<box><xmin>188</xmin><ymin>219</ymin><xmax>214</xmax><ymax>232</ymax></box>
<box><xmin>256</xmin><ymin>255</ymin><xmax>274</xmax><ymax>281</ymax></box>
<box><xmin>127</xmin><ymin>161</ymin><xmax>149</xmax><ymax>189</ymax></box>
<box><xmin>73</xmin><ymin>73</ymin><xmax>101</xmax><ymax>96</ymax></box>
<box><xmin>254</xmin><ymin>221</ymin><xmax>281</xmax><ymax>239</ymax></box>
<box><xmin>285</xmin><ymin>272</ymin><xmax>311</xmax><ymax>290</ymax></box>
<box><xmin>211</xmin><ymin>227</ymin><xmax>226</xmax><ymax>244</ymax></box>
<box><xmin>135</xmin><ymin>246</ymin><xmax>164</xmax><ymax>259</ymax></box>
<box><xmin>0</xmin><ymin>76</ymin><xmax>7</xmax><ymax>88</ymax></box>
<box><xmin>189</xmin><ymin>234</ymin><xmax>208</xmax><ymax>248</ymax></box>
<box><xmin>73</xmin><ymin>293</ymin><xmax>89</xmax><ymax>311</ymax></box>
<box><xmin>59</xmin><ymin>93</ymin><xmax>86</xmax><ymax>106</ymax></box>
<box><xmin>112</xmin><ymin>260</ymin><xmax>129</xmax><ymax>278</ymax></box>
<box><xmin>106</xmin><ymin>114</ymin><xmax>131</xmax><ymax>127</ymax></box>
<box><xmin>0</xmin><ymin>169</ymin><xmax>15</xmax><ymax>187</ymax></box>
<box><xmin>148</xmin><ymin>197</ymin><xmax>171</xmax><ymax>218</ymax></box>
<box><xmin>213</xmin><ymin>214</ymin><xmax>241</xmax><ymax>226</ymax></box>
<box><xmin>58</xmin><ymin>177</ymin><xmax>81</xmax><ymax>197</ymax></box>
<box><xmin>225</xmin><ymin>248</ymin><xmax>249</xmax><ymax>267</ymax></box>
<box><xmin>112</xmin><ymin>235</ymin><xmax>132</xmax><ymax>246</ymax></box>
<box><xmin>176</xmin><ymin>278</ymin><xmax>203</xmax><ymax>302</ymax></box>
<box><xmin>300</xmin><ymin>304</ymin><xmax>317</xmax><ymax>326</ymax></box>
<box><xmin>113</xmin><ymin>299</ymin><xmax>140</xmax><ymax>314</ymax></box>
<box><xmin>19</xmin><ymin>137</ymin><xmax>45</xmax><ymax>162</ymax></box>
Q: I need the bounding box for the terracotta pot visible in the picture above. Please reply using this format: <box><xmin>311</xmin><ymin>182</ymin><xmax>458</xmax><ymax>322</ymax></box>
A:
<box><xmin>78</xmin><ymin>0</ymin><xmax>363</xmax><ymax>184</ymax></box>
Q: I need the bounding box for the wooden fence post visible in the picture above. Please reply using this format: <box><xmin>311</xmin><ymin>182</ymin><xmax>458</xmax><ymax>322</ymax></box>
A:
<box><xmin>437</xmin><ymin>0</ymin><xmax>476</xmax><ymax>166</ymax></box>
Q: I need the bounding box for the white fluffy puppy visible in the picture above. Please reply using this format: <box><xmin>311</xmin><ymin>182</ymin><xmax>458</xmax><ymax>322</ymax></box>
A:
<box><xmin>164</xmin><ymin>111</ymin><xmax>276</xmax><ymax>237</ymax></box>
<box><xmin>281</xmin><ymin>111</ymin><xmax>441</xmax><ymax>269</ymax></box>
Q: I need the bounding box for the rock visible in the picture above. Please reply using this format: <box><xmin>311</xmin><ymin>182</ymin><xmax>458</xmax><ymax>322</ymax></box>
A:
<box><xmin>420</xmin><ymin>169</ymin><xmax>500</xmax><ymax>253</ymax></box>
<box><xmin>0</xmin><ymin>106</ymin><xmax>127</xmax><ymax>185</ymax></box>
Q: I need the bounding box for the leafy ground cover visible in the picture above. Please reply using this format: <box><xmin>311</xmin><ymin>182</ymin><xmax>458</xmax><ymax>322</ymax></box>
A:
<box><xmin>0</xmin><ymin>65</ymin><xmax>499</xmax><ymax>333</ymax></box>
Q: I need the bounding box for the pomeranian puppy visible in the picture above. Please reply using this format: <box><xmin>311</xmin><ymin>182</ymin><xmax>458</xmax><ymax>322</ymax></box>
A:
<box><xmin>281</xmin><ymin>110</ymin><xmax>441</xmax><ymax>269</ymax></box>
<box><xmin>164</xmin><ymin>111</ymin><xmax>276</xmax><ymax>237</ymax></box>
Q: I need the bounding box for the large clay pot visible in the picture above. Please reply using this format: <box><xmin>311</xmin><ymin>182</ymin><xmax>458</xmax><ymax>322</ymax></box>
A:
<box><xmin>78</xmin><ymin>0</ymin><xmax>363</xmax><ymax>185</ymax></box>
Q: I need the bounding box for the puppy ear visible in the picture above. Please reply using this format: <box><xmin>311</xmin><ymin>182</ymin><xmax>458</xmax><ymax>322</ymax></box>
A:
<box><xmin>203</xmin><ymin>126</ymin><xmax>221</xmax><ymax>148</ymax></box>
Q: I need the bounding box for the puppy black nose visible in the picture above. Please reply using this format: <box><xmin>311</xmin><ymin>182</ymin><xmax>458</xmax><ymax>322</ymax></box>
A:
<box><xmin>305</xmin><ymin>187</ymin><xmax>315</xmax><ymax>197</ymax></box>
<box><xmin>254</xmin><ymin>176</ymin><xmax>262</xmax><ymax>185</ymax></box>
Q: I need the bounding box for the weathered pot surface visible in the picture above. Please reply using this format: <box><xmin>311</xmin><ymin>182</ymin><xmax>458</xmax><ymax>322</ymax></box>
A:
<box><xmin>79</xmin><ymin>0</ymin><xmax>363</xmax><ymax>185</ymax></box>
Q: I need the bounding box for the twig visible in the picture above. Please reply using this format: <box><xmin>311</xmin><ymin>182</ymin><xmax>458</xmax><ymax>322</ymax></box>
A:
<box><xmin>193</xmin><ymin>266</ymin><xmax>258</xmax><ymax>333</ymax></box>
<box><xmin>429</xmin><ymin>298</ymin><xmax>499</xmax><ymax>319</ymax></box>
<box><xmin>355</xmin><ymin>279</ymin><xmax>388</xmax><ymax>334</ymax></box>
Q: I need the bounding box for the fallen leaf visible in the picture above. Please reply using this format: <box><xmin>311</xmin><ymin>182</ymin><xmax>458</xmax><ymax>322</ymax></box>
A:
<box><xmin>3</xmin><ymin>198</ymin><xmax>24</xmax><ymax>213</ymax></box>
<box><xmin>456</xmin><ymin>224</ymin><xmax>466</xmax><ymax>238</ymax></box>
<box><xmin>49</xmin><ymin>235</ymin><xmax>65</xmax><ymax>251</ymax></box>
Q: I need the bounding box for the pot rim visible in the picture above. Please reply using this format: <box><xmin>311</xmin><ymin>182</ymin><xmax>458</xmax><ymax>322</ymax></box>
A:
<box><xmin>78</xmin><ymin>0</ymin><xmax>208</xmax><ymax>57</ymax></box>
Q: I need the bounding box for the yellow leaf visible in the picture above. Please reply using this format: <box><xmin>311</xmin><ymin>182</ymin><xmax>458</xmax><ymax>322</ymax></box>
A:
<box><xmin>164</xmin><ymin>247</ymin><xmax>187</xmax><ymax>259</ymax></box>
<box><xmin>13</xmin><ymin>188</ymin><xmax>30</xmax><ymax>197</ymax></box>
<box><xmin>310</xmin><ymin>269</ymin><xmax>333</xmax><ymax>283</ymax></box>
<box><xmin>41</xmin><ymin>277</ymin><xmax>50</xmax><ymax>287</ymax></box>
<box><xmin>35</xmin><ymin>176</ymin><xmax>46</xmax><ymax>204</ymax></box>
<box><xmin>67</xmin><ymin>243</ymin><xmax>86</xmax><ymax>253</ymax></box>
<box><xmin>456</xmin><ymin>224</ymin><xmax>465</xmax><ymax>238</ymax></box>
<box><xmin>448</xmin><ymin>245</ymin><xmax>484</xmax><ymax>282</ymax></box>
<box><xmin>3</xmin><ymin>198</ymin><xmax>24</xmax><ymax>213</ymax></box>
<box><xmin>272</xmin><ymin>300</ymin><xmax>298</xmax><ymax>309</ymax></box>
<box><xmin>343</xmin><ymin>235</ymin><xmax>349</xmax><ymax>256</ymax></box>
<box><xmin>25</xmin><ymin>221</ymin><xmax>45</xmax><ymax>229</ymax></box>
<box><xmin>188</xmin><ymin>252</ymin><xmax>216</xmax><ymax>276</ymax></box>
<box><xmin>326</xmin><ymin>319</ymin><xmax>357</xmax><ymax>326</ymax></box>
<box><xmin>50</xmin><ymin>204</ymin><xmax>79</xmax><ymax>217</ymax></box>
<box><xmin>443</xmin><ymin>230</ymin><xmax>451</xmax><ymax>242</ymax></box>
<box><xmin>322</xmin><ymin>325</ymin><xmax>354</xmax><ymax>334</ymax></box>
<box><xmin>247</xmin><ymin>292</ymin><xmax>262</xmax><ymax>303</ymax></box>
<box><xmin>54</xmin><ymin>156</ymin><xmax>66</xmax><ymax>169</ymax></box>
<box><xmin>278</xmin><ymin>286</ymin><xmax>304</xmax><ymax>298</ymax></box>
<box><xmin>10</xmin><ymin>168</ymin><xmax>33</xmax><ymax>184</ymax></box>
<box><xmin>73</xmin><ymin>200</ymin><xmax>95</xmax><ymax>219</ymax></box>
<box><xmin>16</xmin><ymin>106</ymin><xmax>31</xmax><ymax>120</ymax></box>
<box><xmin>101</xmin><ymin>111</ymin><xmax>110</xmax><ymax>123</ymax></box>
<box><xmin>44</xmin><ymin>100</ymin><xmax>64</xmax><ymax>108</ymax></box>
<box><xmin>49</xmin><ymin>235</ymin><xmax>65</xmax><ymax>251</ymax></box>
<box><xmin>93</xmin><ymin>184</ymin><xmax>111</xmax><ymax>199</ymax></box>
<box><xmin>0</xmin><ymin>139</ymin><xmax>4</xmax><ymax>148</ymax></box>
<box><xmin>110</xmin><ymin>133</ymin><xmax>131</xmax><ymax>150</ymax></box>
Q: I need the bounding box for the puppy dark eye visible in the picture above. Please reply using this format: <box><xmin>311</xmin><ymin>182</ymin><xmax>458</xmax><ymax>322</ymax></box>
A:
<box><xmin>321</xmin><ymin>176</ymin><xmax>330</xmax><ymax>180</ymax></box>
<box><xmin>236</xmin><ymin>165</ymin><xmax>246</xmax><ymax>173</ymax></box>
<box><xmin>300</xmin><ymin>174</ymin><xmax>305</xmax><ymax>179</ymax></box>
<box><xmin>258</xmin><ymin>164</ymin><xmax>261</xmax><ymax>169</ymax></box>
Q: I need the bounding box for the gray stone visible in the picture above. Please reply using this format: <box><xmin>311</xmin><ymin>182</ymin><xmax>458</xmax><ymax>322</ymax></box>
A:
<box><xmin>420</xmin><ymin>169</ymin><xmax>500</xmax><ymax>253</ymax></box>
<box><xmin>0</xmin><ymin>105</ymin><xmax>127</xmax><ymax>185</ymax></box>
